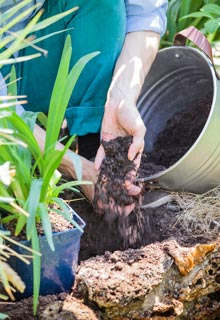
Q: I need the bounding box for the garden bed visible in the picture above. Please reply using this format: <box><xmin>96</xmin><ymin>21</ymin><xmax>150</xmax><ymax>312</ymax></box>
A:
<box><xmin>2</xmin><ymin>199</ymin><xmax>220</xmax><ymax>320</ymax></box>
<box><xmin>2</xmin><ymin>95</ymin><xmax>220</xmax><ymax>319</ymax></box>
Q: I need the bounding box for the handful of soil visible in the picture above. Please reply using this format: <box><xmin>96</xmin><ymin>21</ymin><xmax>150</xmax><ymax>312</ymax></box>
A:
<box><xmin>93</xmin><ymin>136</ymin><xmax>142</xmax><ymax>220</ymax></box>
<box><xmin>93</xmin><ymin>136</ymin><xmax>144</xmax><ymax>246</ymax></box>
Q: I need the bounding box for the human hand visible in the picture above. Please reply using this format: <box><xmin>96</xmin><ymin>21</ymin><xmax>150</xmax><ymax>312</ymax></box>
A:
<box><xmin>95</xmin><ymin>98</ymin><xmax>146</xmax><ymax>195</ymax></box>
<box><xmin>93</xmin><ymin>96</ymin><xmax>145</xmax><ymax>216</ymax></box>
<box><xmin>95</xmin><ymin>30</ymin><xmax>159</xmax><ymax>173</ymax></box>
<box><xmin>93</xmin><ymin>136</ymin><xmax>143</xmax><ymax>218</ymax></box>
<box><xmin>94</xmin><ymin>31</ymin><xmax>160</xmax><ymax>215</ymax></box>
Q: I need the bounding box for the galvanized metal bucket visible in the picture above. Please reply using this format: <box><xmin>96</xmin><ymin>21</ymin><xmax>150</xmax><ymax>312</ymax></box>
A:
<box><xmin>138</xmin><ymin>26</ymin><xmax>220</xmax><ymax>193</ymax></box>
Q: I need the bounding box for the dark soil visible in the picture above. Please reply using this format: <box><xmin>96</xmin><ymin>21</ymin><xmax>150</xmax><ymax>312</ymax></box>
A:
<box><xmin>0</xmin><ymin>293</ymin><xmax>102</xmax><ymax>320</ymax></box>
<box><xmin>77</xmin><ymin>197</ymin><xmax>216</xmax><ymax>263</ymax></box>
<box><xmin>2</xmin><ymin>199</ymin><xmax>218</xmax><ymax>319</ymax></box>
<box><xmin>139</xmin><ymin>95</ymin><xmax>212</xmax><ymax>175</ymax></box>
<box><xmin>93</xmin><ymin>136</ymin><xmax>144</xmax><ymax>247</ymax></box>
<box><xmin>93</xmin><ymin>136</ymin><xmax>140</xmax><ymax>213</ymax></box>
<box><xmin>1</xmin><ymin>96</ymin><xmax>217</xmax><ymax>319</ymax></box>
<box><xmin>4</xmin><ymin>211</ymin><xmax>74</xmax><ymax>242</ymax></box>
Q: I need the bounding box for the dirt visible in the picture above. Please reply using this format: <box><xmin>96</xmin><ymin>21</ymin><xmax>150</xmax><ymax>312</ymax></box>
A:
<box><xmin>2</xmin><ymin>199</ymin><xmax>219</xmax><ymax>319</ymax></box>
<box><xmin>75</xmin><ymin>239</ymin><xmax>220</xmax><ymax>320</ymax></box>
<box><xmin>139</xmin><ymin>95</ymin><xmax>212</xmax><ymax>175</ymax></box>
<box><xmin>77</xmin><ymin>197</ymin><xmax>218</xmax><ymax>262</ymax></box>
<box><xmin>0</xmin><ymin>293</ymin><xmax>102</xmax><ymax>320</ymax></box>
<box><xmin>4</xmin><ymin>211</ymin><xmax>74</xmax><ymax>242</ymax></box>
<box><xmin>93</xmin><ymin>136</ymin><xmax>141</xmax><ymax>214</ymax></box>
<box><xmin>1</xmin><ymin>96</ymin><xmax>219</xmax><ymax>319</ymax></box>
<box><xmin>93</xmin><ymin>135</ymin><xmax>144</xmax><ymax>247</ymax></box>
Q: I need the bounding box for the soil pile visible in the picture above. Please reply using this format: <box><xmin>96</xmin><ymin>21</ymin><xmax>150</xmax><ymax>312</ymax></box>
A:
<box><xmin>139</xmin><ymin>95</ymin><xmax>212</xmax><ymax>175</ymax></box>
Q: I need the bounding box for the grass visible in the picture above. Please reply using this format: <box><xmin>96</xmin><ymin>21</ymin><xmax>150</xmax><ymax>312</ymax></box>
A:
<box><xmin>172</xmin><ymin>186</ymin><xmax>220</xmax><ymax>240</ymax></box>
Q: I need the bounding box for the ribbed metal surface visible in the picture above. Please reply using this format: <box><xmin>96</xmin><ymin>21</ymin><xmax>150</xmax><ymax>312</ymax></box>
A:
<box><xmin>137</xmin><ymin>46</ymin><xmax>220</xmax><ymax>193</ymax></box>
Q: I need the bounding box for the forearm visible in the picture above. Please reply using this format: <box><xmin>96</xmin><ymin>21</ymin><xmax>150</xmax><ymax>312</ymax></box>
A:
<box><xmin>34</xmin><ymin>123</ymin><xmax>96</xmax><ymax>201</ymax></box>
<box><xmin>33</xmin><ymin>124</ymin><xmax>93</xmax><ymax>181</ymax></box>
<box><xmin>108</xmin><ymin>30</ymin><xmax>160</xmax><ymax>104</ymax></box>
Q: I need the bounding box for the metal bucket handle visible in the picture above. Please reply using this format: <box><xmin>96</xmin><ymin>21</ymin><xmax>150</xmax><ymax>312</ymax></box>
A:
<box><xmin>174</xmin><ymin>26</ymin><xmax>219</xmax><ymax>80</ymax></box>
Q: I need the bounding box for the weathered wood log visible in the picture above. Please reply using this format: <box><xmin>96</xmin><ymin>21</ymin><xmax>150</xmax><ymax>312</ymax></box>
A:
<box><xmin>75</xmin><ymin>239</ymin><xmax>220</xmax><ymax>320</ymax></box>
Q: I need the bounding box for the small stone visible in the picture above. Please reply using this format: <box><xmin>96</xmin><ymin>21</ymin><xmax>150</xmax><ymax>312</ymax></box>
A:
<box><xmin>114</xmin><ymin>262</ymin><xmax>123</xmax><ymax>271</ymax></box>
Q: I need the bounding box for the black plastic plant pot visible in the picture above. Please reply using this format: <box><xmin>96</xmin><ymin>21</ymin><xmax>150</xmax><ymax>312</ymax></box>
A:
<box><xmin>8</xmin><ymin>207</ymin><xmax>86</xmax><ymax>300</ymax></box>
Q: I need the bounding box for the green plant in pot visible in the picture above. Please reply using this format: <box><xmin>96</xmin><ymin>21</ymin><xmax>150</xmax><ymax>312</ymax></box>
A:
<box><xmin>0</xmin><ymin>88</ymin><xmax>37</xmax><ymax>320</ymax></box>
<box><xmin>0</xmin><ymin>1</ymin><xmax>98</xmax><ymax>313</ymax></box>
<box><xmin>0</xmin><ymin>36</ymin><xmax>97</xmax><ymax>313</ymax></box>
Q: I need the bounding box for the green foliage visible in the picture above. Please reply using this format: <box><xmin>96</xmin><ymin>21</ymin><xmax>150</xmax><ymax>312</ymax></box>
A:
<box><xmin>0</xmin><ymin>0</ymin><xmax>78</xmax><ymax>66</ymax></box>
<box><xmin>162</xmin><ymin>0</ymin><xmax>220</xmax><ymax>47</ymax></box>
<box><xmin>0</xmin><ymin>0</ymin><xmax>97</xmax><ymax>315</ymax></box>
<box><xmin>181</xmin><ymin>3</ymin><xmax>220</xmax><ymax>34</ymax></box>
<box><xmin>0</xmin><ymin>36</ymin><xmax>97</xmax><ymax>313</ymax></box>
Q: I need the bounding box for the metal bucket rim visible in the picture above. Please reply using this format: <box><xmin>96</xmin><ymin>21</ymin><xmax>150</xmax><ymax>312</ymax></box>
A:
<box><xmin>142</xmin><ymin>45</ymin><xmax>218</xmax><ymax>182</ymax></box>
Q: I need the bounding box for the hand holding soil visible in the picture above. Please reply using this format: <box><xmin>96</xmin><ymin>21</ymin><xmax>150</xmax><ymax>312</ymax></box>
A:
<box><xmin>93</xmin><ymin>136</ymin><xmax>143</xmax><ymax>218</ymax></box>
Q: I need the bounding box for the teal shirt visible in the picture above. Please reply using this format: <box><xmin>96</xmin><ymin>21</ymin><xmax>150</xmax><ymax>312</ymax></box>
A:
<box><xmin>1</xmin><ymin>0</ymin><xmax>168</xmax><ymax>35</ymax></box>
<box><xmin>0</xmin><ymin>0</ymin><xmax>168</xmax><ymax>136</ymax></box>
